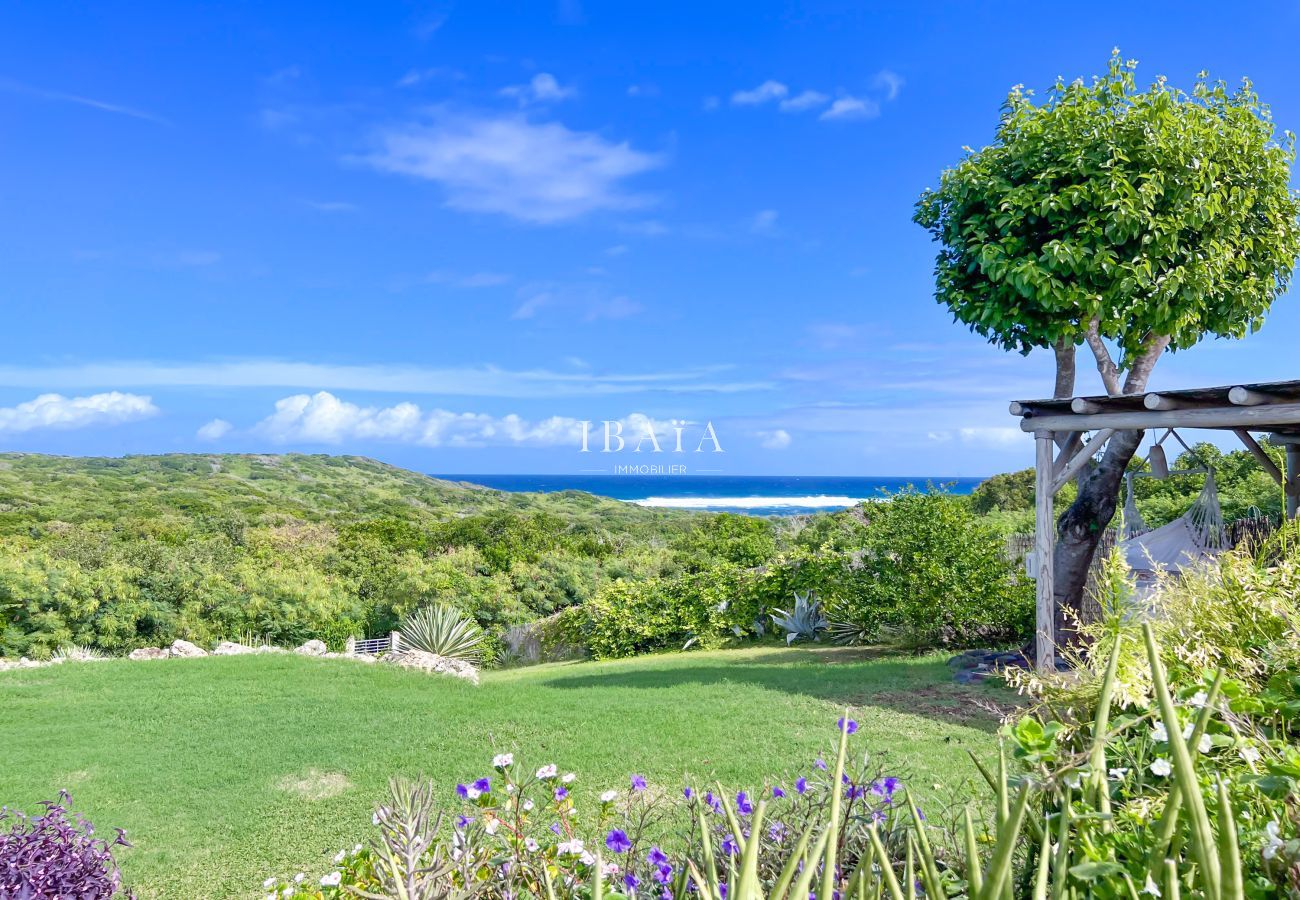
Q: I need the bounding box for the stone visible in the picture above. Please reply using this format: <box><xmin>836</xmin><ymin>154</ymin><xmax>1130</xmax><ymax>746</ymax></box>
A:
<box><xmin>212</xmin><ymin>641</ymin><xmax>256</xmax><ymax>655</ymax></box>
<box><xmin>382</xmin><ymin>649</ymin><xmax>479</xmax><ymax>685</ymax></box>
<box><xmin>169</xmin><ymin>639</ymin><xmax>207</xmax><ymax>658</ymax></box>
<box><xmin>295</xmin><ymin>639</ymin><xmax>328</xmax><ymax>656</ymax></box>
<box><xmin>129</xmin><ymin>647</ymin><xmax>169</xmax><ymax>660</ymax></box>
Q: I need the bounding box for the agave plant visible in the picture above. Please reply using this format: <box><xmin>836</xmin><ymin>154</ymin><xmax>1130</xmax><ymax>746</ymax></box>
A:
<box><xmin>51</xmin><ymin>644</ymin><xmax>108</xmax><ymax>662</ymax></box>
<box><xmin>770</xmin><ymin>591</ymin><xmax>828</xmax><ymax>645</ymax></box>
<box><xmin>399</xmin><ymin>604</ymin><xmax>486</xmax><ymax>664</ymax></box>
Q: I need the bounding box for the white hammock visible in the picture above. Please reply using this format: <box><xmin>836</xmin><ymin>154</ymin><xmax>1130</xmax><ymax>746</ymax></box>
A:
<box><xmin>1121</xmin><ymin>468</ymin><xmax>1227</xmax><ymax>578</ymax></box>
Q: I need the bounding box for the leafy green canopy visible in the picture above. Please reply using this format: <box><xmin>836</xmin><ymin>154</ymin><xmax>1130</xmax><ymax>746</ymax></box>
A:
<box><xmin>914</xmin><ymin>52</ymin><xmax>1300</xmax><ymax>360</ymax></box>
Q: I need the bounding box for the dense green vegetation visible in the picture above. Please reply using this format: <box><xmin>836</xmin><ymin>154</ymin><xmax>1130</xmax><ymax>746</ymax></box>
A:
<box><xmin>0</xmin><ymin>646</ymin><xmax>1006</xmax><ymax>898</ymax></box>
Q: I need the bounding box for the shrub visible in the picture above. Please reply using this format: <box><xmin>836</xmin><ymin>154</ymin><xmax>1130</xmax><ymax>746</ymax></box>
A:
<box><xmin>0</xmin><ymin>791</ymin><xmax>133</xmax><ymax>898</ymax></box>
<box><xmin>832</xmin><ymin>489</ymin><xmax>1032</xmax><ymax>649</ymax></box>
<box><xmin>399</xmin><ymin>604</ymin><xmax>487</xmax><ymax>664</ymax></box>
<box><xmin>769</xmin><ymin>591</ymin><xmax>828</xmax><ymax>644</ymax></box>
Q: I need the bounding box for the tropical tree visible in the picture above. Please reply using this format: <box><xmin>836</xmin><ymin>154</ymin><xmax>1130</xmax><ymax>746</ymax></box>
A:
<box><xmin>914</xmin><ymin>51</ymin><xmax>1300</xmax><ymax>634</ymax></box>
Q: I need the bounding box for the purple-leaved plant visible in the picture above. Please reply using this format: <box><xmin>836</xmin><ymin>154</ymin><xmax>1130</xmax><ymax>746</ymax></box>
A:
<box><xmin>0</xmin><ymin>791</ymin><xmax>133</xmax><ymax>899</ymax></box>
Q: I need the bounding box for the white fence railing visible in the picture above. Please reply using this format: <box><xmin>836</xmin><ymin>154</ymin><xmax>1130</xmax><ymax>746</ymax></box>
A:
<box><xmin>346</xmin><ymin>632</ymin><xmax>401</xmax><ymax>656</ymax></box>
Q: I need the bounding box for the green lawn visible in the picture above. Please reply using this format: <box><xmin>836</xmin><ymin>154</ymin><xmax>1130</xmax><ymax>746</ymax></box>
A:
<box><xmin>0</xmin><ymin>646</ymin><xmax>1012</xmax><ymax>898</ymax></box>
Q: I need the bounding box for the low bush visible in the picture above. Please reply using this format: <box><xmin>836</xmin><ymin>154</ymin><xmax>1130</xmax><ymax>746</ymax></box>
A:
<box><xmin>0</xmin><ymin>791</ymin><xmax>133</xmax><ymax>898</ymax></box>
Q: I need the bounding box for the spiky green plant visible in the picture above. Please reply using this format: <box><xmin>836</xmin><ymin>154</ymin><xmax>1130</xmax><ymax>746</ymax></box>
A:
<box><xmin>399</xmin><ymin>604</ymin><xmax>486</xmax><ymax>664</ymax></box>
<box><xmin>770</xmin><ymin>591</ymin><xmax>828</xmax><ymax>645</ymax></box>
<box><xmin>51</xmin><ymin>644</ymin><xmax>107</xmax><ymax>662</ymax></box>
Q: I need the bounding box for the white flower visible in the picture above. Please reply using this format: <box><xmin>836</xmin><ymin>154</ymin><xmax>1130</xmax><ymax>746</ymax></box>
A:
<box><xmin>580</xmin><ymin>851</ymin><xmax>596</xmax><ymax>865</ymax></box>
<box><xmin>1150</xmin><ymin>721</ymin><xmax>1168</xmax><ymax>742</ymax></box>
<box><xmin>294</xmin><ymin>873</ymin><xmax>305</xmax><ymax>884</ymax></box>
<box><xmin>1239</xmin><ymin>745</ymin><xmax>1261</xmax><ymax>764</ymax></box>
<box><xmin>525</xmin><ymin>838</ymin><xmax>540</xmax><ymax>852</ymax></box>
<box><xmin>320</xmin><ymin>872</ymin><xmax>342</xmax><ymax>887</ymax></box>
<box><xmin>466</xmin><ymin>787</ymin><xmax>482</xmax><ymax>800</ymax></box>
<box><xmin>536</xmin><ymin>764</ymin><xmax>558</xmax><ymax>779</ymax></box>
<box><xmin>354</xmin><ymin>843</ymin><xmax>363</xmax><ymax>852</ymax></box>
<box><xmin>523</xmin><ymin>800</ymin><xmax>535</xmax><ymax>812</ymax></box>
<box><xmin>1182</xmin><ymin>722</ymin><xmax>1195</xmax><ymax>741</ymax></box>
<box><xmin>493</xmin><ymin>753</ymin><xmax>514</xmax><ymax>768</ymax></box>
<box><xmin>600</xmin><ymin>789</ymin><xmax>618</xmax><ymax>802</ymax></box>
<box><xmin>558</xmin><ymin>838</ymin><xmax>585</xmax><ymax>856</ymax></box>
<box><xmin>1142</xmin><ymin>873</ymin><xmax>1162</xmax><ymax>896</ymax></box>
<box><xmin>1188</xmin><ymin>690</ymin><xmax>1208</xmax><ymax>708</ymax></box>
<box><xmin>506</xmin><ymin>784</ymin><xmax>516</xmax><ymax>793</ymax></box>
<box><xmin>263</xmin><ymin>878</ymin><xmax>276</xmax><ymax>889</ymax></box>
<box><xmin>484</xmin><ymin>818</ymin><xmax>499</xmax><ymax>835</ymax></box>
<box><xmin>333</xmin><ymin>849</ymin><xmax>346</xmax><ymax>864</ymax></box>
<box><xmin>602</xmin><ymin>862</ymin><xmax>620</xmax><ymax>876</ymax></box>
<box><xmin>1108</xmin><ymin>767</ymin><xmax>1129</xmax><ymax>780</ymax></box>
<box><xmin>1197</xmin><ymin>734</ymin><xmax>1212</xmax><ymax>754</ymax></box>
<box><xmin>1149</xmin><ymin>758</ymin><xmax>1172</xmax><ymax>777</ymax></box>
<box><xmin>562</xmin><ymin>773</ymin><xmax>577</xmax><ymax>783</ymax></box>
<box><xmin>1263</xmin><ymin>821</ymin><xmax>1284</xmax><ymax>860</ymax></box>
<box><xmin>283</xmin><ymin>889</ymin><xmax>295</xmax><ymax>899</ymax></box>
<box><xmin>566</xmin><ymin>806</ymin><xmax>578</xmax><ymax>816</ymax></box>
<box><xmin>1062</xmin><ymin>771</ymin><xmax>1082</xmax><ymax>790</ymax></box>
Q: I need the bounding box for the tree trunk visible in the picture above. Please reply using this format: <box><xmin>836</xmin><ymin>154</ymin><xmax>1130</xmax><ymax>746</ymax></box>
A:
<box><xmin>1051</xmin><ymin>336</ymin><xmax>1169</xmax><ymax>642</ymax></box>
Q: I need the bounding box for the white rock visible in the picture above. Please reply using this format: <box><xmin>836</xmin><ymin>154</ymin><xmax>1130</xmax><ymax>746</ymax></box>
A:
<box><xmin>129</xmin><ymin>647</ymin><xmax>169</xmax><ymax>660</ymax></box>
<box><xmin>212</xmin><ymin>641</ymin><xmax>256</xmax><ymax>655</ymax></box>
<box><xmin>169</xmin><ymin>640</ymin><xmax>208</xmax><ymax>658</ymax></box>
<box><xmin>294</xmin><ymin>639</ymin><xmax>328</xmax><ymax>656</ymax></box>
<box><xmin>382</xmin><ymin>649</ymin><xmax>479</xmax><ymax>685</ymax></box>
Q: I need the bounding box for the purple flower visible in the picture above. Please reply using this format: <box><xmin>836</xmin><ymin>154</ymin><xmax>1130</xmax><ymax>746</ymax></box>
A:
<box><xmin>455</xmin><ymin>815</ymin><xmax>473</xmax><ymax>829</ymax></box>
<box><xmin>683</xmin><ymin>786</ymin><xmax>694</xmax><ymax>800</ymax></box>
<box><xmin>606</xmin><ymin>829</ymin><xmax>633</xmax><ymax>854</ymax></box>
<box><xmin>768</xmin><ymin>822</ymin><xmax>787</xmax><ymax>842</ymax></box>
<box><xmin>845</xmin><ymin>784</ymin><xmax>866</xmax><ymax>800</ymax></box>
<box><xmin>705</xmin><ymin>791</ymin><xmax>723</xmax><ymax>814</ymax></box>
<box><xmin>720</xmin><ymin>834</ymin><xmax>738</xmax><ymax>856</ymax></box>
<box><xmin>554</xmin><ymin>786</ymin><xmax>568</xmax><ymax>801</ymax></box>
<box><xmin>719</xmin><ymin>882</ymin><xmax>729</xmax><ymax>898</ymax></box>
<box><xmin>647</xmin><ymin>846</ymin><xmax>669</xmax><ymax>867</ymax></box>
<box><xmin>653</xmin><ymin>863</ymin><xmax>674</xmax><ymax>884</ymax></box>
<box><xmin>735</xmin><ymin>791</ymin><xmax>753</xmax><ymax>815</ymax></box>
<box><xmin>795</xmin><ymin>777</ymin><xmax>808</xmax><ymax>795</ymax></box>
<box><xmin>772</xmin><ymin>785</ymin><xmax>785</xmax><ymax>799</ymax></box>
<box><xmin>472</xmin><ymin>777</ymin><xmax>491</xmax><ymax>793</ymax></box>
<box><xmin>814</xmin><ymin>757</ymin><xmax>828</xmax><ymax>771</ymax></box>
<box><xmin>870</xmin><ymin>777</ymin><xmax>900</xmax><ymax>801</ymax></box>
<box><xmin>625</xmin><ymin>873</ymin><xmax>640</xmax><ymax>890</ymax></box>
<box><xmin>550</xmin><ymin>822</ymin><xmax>562</xmax><ymax>835</ymax></box>
<box><xmin>630</xmin><ymin>774</ymin><xmax>647</xmax><ymax>792</ymax></box>
<box><xmin>456</xmin><ymin>783</ymin><xmax>469</xmax><ymax>798</ymax></box>
<box><xmin>837</xmin><ymin>717</ymin><xmax>858</xmax><ymax>735</ymax></box>
<box><xmin>871</xmin><ymin>809</ymin><xmax>887</xmax><ymax>826</ymax></box>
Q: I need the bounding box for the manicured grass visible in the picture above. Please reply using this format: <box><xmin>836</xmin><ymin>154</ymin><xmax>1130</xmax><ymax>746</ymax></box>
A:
<box><xmin>0</xmin><ymin>646</ymin><xmax>1012</xmax><ymax>898</ymax></box>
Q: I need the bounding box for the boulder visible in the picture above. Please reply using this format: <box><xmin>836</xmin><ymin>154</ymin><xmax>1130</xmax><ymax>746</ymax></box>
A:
<box><xmin>382</xmin><ymin>649</ymin><xmax>479</xmax><ymax>685</ymax></box>
<box><xmin>129</xmin><ymin>647</ymin><xmax>169</xmax><ymax>661</ymax></box>
<box><xmin>294</xmin><ymin>639</ymin><xmax>328</xmax><ymax>656</ymax></box>
<box><xmin>212</xmin><ymin>641</ymin><xmax>256</xmax><ymax>656</ymax></box>
<box><xmin>169</xmin><ymin>640</ymin><xmax>207</xmax><ymax>658</ymax></box>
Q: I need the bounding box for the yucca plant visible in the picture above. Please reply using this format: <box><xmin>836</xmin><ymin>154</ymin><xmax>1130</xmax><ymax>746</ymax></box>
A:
<box><xmin>399</xmin><ymin>605</ymin><xmax>486</xmax><ymax>665</ymax></box>
<box><xmin>770</xmin><ymin>591</ymin><xmax>829</xmax><ymax>645</ymax></box>
<box><xmin>51</xmin><ymin>644</ymin><xmax>108</xmax><ymax>662</ymax></box>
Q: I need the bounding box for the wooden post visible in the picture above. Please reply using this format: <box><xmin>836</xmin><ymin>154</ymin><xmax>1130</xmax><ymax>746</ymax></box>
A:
<box><xmin>390</xmin><ymin>631</ymin><xmax>401</xmax><ymax>652</ymax></box>
<box><xmin>1287</xmin><ymin>446</ymin><xmax>1300</xmax><ymax>520</ymax></box>
<box><xmin>1034</xmin><ymin>432</ymin><xmax>1056</xmax><ymax>674</ymax></box>
<box><xmin>345</xmin><ymin>636</ymin><xmax>356</xmax><ymax>656</ymax></box>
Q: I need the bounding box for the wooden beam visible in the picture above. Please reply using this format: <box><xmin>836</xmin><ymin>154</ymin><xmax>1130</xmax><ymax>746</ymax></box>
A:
<box><xmin>1018</xmin><ymin>402</ymin><xmax>1300</xmax><ymax>433</ymax></box>
<box><xmin>1053</xmin><ymin>431</ymin><xmax>1082</xmax><ymax>478</ymax></box>
<box><xmin>1143</xmin><ymin>393</ymin><xmax>1184</xmax><ymax>411</ymax></box>
<box><xmin>1229</xmin><ymin>386</ymin><xmax>1272</xmax><ymax>406</ymax></box>
<box><xmin>1051</xmin><ymin>429</ymin><xmax>1116</xmax><ymax>494</ymax></box>
<box><xmin>1289</xmin><ymin>446</ymin><xmax>1300</xmax><ymax>521</ymax></box>
<box><xmin>1009</xmin><ymin>401</ymin><xmax>1026</xmax><ymax>416</ymax></box>
<box><xmin>1232</xmin><ymin>429</ymin><xmax>1286</xmax><ymax>488</ymax></box>
<box><xmin>1034</xmin><ymin>433</ymin><xmax>1056</xmax><ymax>674</ymax></box>
<box><xmin>1071</xmin><ymin>398</ymin><xmax>1106</xmax><ymax>414</ymax></box>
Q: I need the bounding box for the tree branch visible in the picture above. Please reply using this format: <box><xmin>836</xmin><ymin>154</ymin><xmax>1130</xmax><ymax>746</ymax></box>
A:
<box><xmin>1121</xmin><ymin>334</ymin><xmax>1171</xmax><ymax>395</ymax></box>
<box><xmin>1084</xmin><ymin>319</ymin><xmax>1122</xmax><ymax>396</ymax></box>
<box><xmin>1053</xmin><ymin>337</ymin><xmax>1077</xmax><ymax>400</ymax></box>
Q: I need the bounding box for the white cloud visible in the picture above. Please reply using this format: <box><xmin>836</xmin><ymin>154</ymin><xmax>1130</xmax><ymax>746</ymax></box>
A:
<box><xmin>426</xmin><ymin>270</ymin><xmax>512</xmax><ymax>288</ymax></box>
<box><xmin>196</xmin><ymin>418</ymin><xmax>233</xmax><ymax>440</ymax></box>
<box><xmin>958</xmin><ymin>427</ymin><xmax>1023</xmax><ymax>447</ymax></box>
<box><xmin>702</xmin><ymin>96</ymin><xmax>720</xmax><ymax>111</ymax></box>
<box><xmin>500</xmin><ymin>73</ymin><xmax>575</xmax><ymax>104</ymax></box>
<box><xmin>513</xmin><ymin>284</ymin><xmax>642</xmax><ymax>321</ymax></box>
<box><xmin>253</xmin><ymin>391</ymin><xmax>679</xmax><ymax>449</ymax></box>
<box><xmin>820</xmin><ymin>96</ymin><xmax>879</xmax><ymax>121</ymax></box>
<box><xmin>0</xmin><ymin>392</ymin><xmax>158</xmax><ymax>434</ymax></box>
<box><xmin>0</xmin><ymin>359</ymin><xmax>773</xmax><ymax>397</ymax></box>
<box><xmin>750</xmin><ymin>209</ymin><xmax>779</xmax><ymax>235</ymax></box>
<box><xmin>364</xmin><ymin>112</ymin><xmax>664</xmax><ymax>224</ymax></box>
<box><xmin>873</xmin><ymin>69</ymin><xmax>904</xmax><ymax>101</ymax></box>
<box><xmin>757</xmin><ymin>428</ymin><xmax>791</xmax><ymax>449</ymax></box>
<box><xmin>779</xmin><ymin>90</ymin><xmax>829</xmax><ymax>112</ymax></box>
<box><xmin>731</xmin><ymin>80</ymin><xmax>789</xmax><ymax>106</ymax></box>
<box><xmin>806</xmin><ymin>322</ymin><xmax>864</xmax><ymax>350</ymax></box>
<box><xmin>626</xmin><ymin>83</ymin><xmax>659</xmax><ymax>98</ymax></box>
<box><xmin>0</xmin><ymin>76</ymin><xmax>166</xmax><ymax>124</ymax></box>
<box><xmin>308</xmin><ymin>200</ymin><xmax>357</xmax><ymax>213</ymax></box>
<box><xmin>604</xmin><ymin>244</ymin><xmax>628</xmax><ymax>256</ymax></box>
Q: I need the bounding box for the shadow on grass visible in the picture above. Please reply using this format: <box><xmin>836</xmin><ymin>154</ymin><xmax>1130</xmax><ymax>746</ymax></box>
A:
<box><xmin>534</xmin><ymin>648</ymin><xmax>1017</xmax><ymax>733</ymax></box>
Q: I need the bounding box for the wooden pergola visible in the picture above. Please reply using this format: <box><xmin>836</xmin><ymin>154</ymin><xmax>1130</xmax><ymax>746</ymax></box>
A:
<box><xmin>1011</xmin><ymin>379</ymin><xmax>1300</xmax><ymax>672</ymax></box>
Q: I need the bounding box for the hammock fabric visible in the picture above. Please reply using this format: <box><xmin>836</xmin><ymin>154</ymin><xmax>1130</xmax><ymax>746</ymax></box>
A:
<box><xmin>1121</xmin><ymin>468</ymin><xmax>1227</xmax><ymax>578</ymax></box>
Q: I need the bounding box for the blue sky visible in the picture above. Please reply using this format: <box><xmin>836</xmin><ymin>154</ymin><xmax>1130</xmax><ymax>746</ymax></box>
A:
<box><xmin>4</xmin><ymin>1</ymin><xmax>1300</xmax><ymax>476</ymax></box>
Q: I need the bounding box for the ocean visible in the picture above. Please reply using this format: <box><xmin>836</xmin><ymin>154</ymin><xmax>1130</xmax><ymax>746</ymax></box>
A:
<box><xmin>433</xmin><ymin>474</ymin><xmax>985</xmax><ymax>516</ymax></box>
